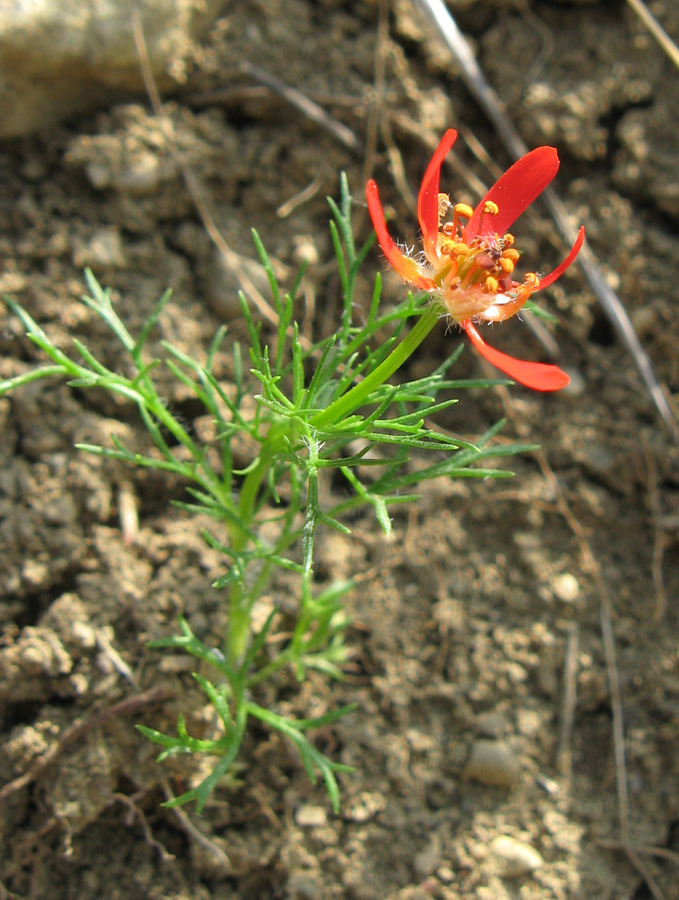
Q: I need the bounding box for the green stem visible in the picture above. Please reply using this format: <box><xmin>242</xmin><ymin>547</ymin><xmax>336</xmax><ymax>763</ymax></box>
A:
<box><xmin>309</xmin><ymin>304</ymin><xmax>439</xmax><ymax>429</ymax></box>
<box><xmin>236</xmin><ymin>444</ymin><xmax>276</xmax><ymax>532</ymax></box>
<box><xmin>226</xmin><ymin>594</ymin><xmax>250</xmax><ymax>670</ymax></box>
<box><xmin>225</xmin><ymin>423</ymin><xmax>289</xmax><ymax>667</ymax></box>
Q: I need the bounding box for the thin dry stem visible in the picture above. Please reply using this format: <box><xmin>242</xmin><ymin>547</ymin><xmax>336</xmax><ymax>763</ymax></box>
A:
<box><xmin>241</xmin><ymin>60</ymin><xmax>361</xmax><ymax>153</ymax></box>
<box><xmin>643</xmin><ymin>442</ymin><xmax>669</xmax><ymax>621</ymax></box>
<box><xmin>95</xmin><ymin>627</ymin><xmax>140</xmax><ymax>690</ymax></box>
<box><xmin>161</xmin><ymin>779</ymin><xmax>233</xmax><ymax>871</ymax></box>
<box><xmin>126</xmin><ymin>0</ymin><xmax>280</xmax><ymax>330</ymax></box>
<box><xmin>596</xmin><ymin>839</ymin><xmax>679</xmax><ymax>866</ymax></box>
<box><xmin>496</xmin><ymin>384</ymin><xmax>667</xmax><ymax>900</ymax></box>
<box><xmin>112</xmin><ymin>791</ymin><xmax>175</xmax><ymax>863</ymax></box>
<box><xmin>277</xmin><ymin>168</ymin><xmax>327</xmax><ymax>218</ymax></box>
<box><xmin>411</xmin><ymin>0</ymin><xmax>679</xmax><ymax>440</ymax></box>
<box><xmin>380</xmin><ymin>115</ymin><xmax>417</xmax><ymax>211</ymax></box>
<box><xmin>363</xmin><ymin>0</ymin><xmax>390</xmax><ymax>188</ymax></box>
<box><xmin>118</xmin><ymin>480</ymin><xmax>139</xmax><ymax>546</ymax></box>
<box><xmin>0</xmin><ymin>686</ymin><xmax>170</xmax><ymax>801</ymax></box>
<box><xmin>625</xmin><ymin>0</ymin><xmax>679</xmax><ymax>71</ymax></box>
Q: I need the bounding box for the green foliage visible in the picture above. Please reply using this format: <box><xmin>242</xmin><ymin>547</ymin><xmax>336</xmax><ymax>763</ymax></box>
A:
<box><xmin>0</xmin><ymin>177</ymin><xmax>531</xmax><ymax>812</ymax></box>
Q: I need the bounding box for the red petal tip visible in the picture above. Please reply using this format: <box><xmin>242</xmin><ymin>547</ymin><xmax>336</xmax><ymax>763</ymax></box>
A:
<box><xmin>538</xmin><ymin>225</ymin><xmax>585</xmax><ymax>291</ymax></box>
<box><xmin>463</xmin><ymin>321</ymin><xmax>569</xmax><ymax>392</ymax></box>
<box><xmin>416</xmin><ymin>129</ymin><xmax>458</xmax><ymax>259</ymax></box>
<box><xmin>466</xmin><ymin>146</ymin><xmax>560</xmax><ymax>238</ymax></box>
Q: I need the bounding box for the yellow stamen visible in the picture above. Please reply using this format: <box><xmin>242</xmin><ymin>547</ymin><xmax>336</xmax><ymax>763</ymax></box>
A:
<box><xmin>484</xmin><ymin>275</ymin><xmax>499</xmax><ymax>293</ymax></box>
<box><xmin>523</xmin><ymin>272</ymin><xmax>540</xmax><ymax>289</ymax></box>
<box><xmin>483</xmin><ymin>200</ymin><xmax>499</xmax><ymax>216</ymax></box>
<box><xmin>499</xmin><ymin>257</ymin><xmax>515</xmax><ymax>275</ymax></box>
<box><xmin>453</xmin><ymin>203</ymin><xmax>474</xmax><ymax>219</ymax></box>
<box><xmin>439</xmin><ymin>236</ymin><xmax>457</xmax><ymax>256</ymax></box>
<box><xmin>451</xmin><ymin>202</ymin><xmax>474</xmax><ymax>235</ymax></box>
<box><xmin>502</xmin><ymin>233</ymin><xmax>515</xmax><ymax>247</ymax></box>
<box><xmin>502</xmin><ymin>248</ymin><xmax>520</xmax><ymax>263</ymax></box>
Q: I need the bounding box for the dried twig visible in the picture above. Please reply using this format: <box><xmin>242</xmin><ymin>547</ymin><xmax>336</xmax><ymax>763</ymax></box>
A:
<box><xmin>126</xmin><ymin>0</ymin><xmax>280</xmax><ymax>329</ymax></box>
<box><xmin>388</xmin><ymin>113</ymin><xmax>487</xmax><ymax>200</ymax></box>
<box><xmin>0</xmin><ymin>686</ymin><xmax>170</xmax><ymax>801</ymax></box>
<box><xmin>276</xmin><ymin>168</ymin><xmax>327</xmax><ymax>218</ymax></box>
<box><xmin>95</xmin><ymin>627</ymin><xmax>140</xmax><ymax>690</ymax></box>
<box><xmin>161</xmin><ymin>779</ymin><xmax>233</xmax><ymax>871</ymax></box>
<box><xmin>625</xmin><ymin>0</ymin><xmax>679</xmax><ymax>71</ymax></box>
<box><xmin>596</xmin><ymin>838</ymin><xmax>679</xmax><ymax>866</ymax></box>
<box><xmin>113</xmin><ymin>791</ymin><xmax>175</xmax><ymax>863</ymax></box>
<box><xmin>495</xmin><ymin>384</ymin><xmax>666</xmax><ymax>900</ymax></box>
<box><xmin>411</xmin><ymin>0</ymin><xmax>679</xmax><ymax>441</ymax></box>
<box><xmin>363</xmin><ymin>0</ymin><xmax>390</xmax><ymax>188</ymax></box>
<box><xmin>118</xmin><ymin>480</ymin><xmax>139</xmax><ymax>546</ymax></box>
<box><xmin>643</xmin><ymin>442</ymin><xmax>670</xmax><ymax>621</ymax></box>
<box><xmin>240</xmin><ymin>60</ymin><xmax>362</xmax><ymax>154</ymax></box>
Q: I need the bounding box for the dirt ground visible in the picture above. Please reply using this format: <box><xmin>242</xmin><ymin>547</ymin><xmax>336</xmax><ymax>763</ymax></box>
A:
<box><xmin>2</xmin><ymin>0</ymin><xmax>679</xmax><ymax>898</ymax></box>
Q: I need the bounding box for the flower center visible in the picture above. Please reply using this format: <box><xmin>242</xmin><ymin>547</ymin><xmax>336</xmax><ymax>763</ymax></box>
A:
<box><xmin>431</xmin><ymin>194</ymin><xmax>539</xmax><ymax>323</ymax></box>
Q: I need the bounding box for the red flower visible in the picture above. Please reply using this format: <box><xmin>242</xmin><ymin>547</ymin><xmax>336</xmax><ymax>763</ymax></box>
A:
<box><xmin>366</xmin><ymin>129</ymin><xmax>585</xmax><ymax>391</ymax></box>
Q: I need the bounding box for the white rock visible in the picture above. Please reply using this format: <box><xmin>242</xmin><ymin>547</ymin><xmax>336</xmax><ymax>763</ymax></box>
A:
<box><xmin>560</xmin><ymin>368</ymin><xmax>586</xmax><ymax>397</ymax></box>
<box><xmin>463</xmin><ymin>740</ymin><xmax>520</xmax><ymax>787</ymax></box>
<box><xmin>204</xmin><ymin>248</ymin><xmax>271</xmax><ymax>321</ymax></box>
<box><xmin>72</xmin><ymin>226</ymin><xmax>126</xmax><ymax>271</ymax></box>
<box><xmin>294</xmin><ymin>805</ymin><xmax>328</xmax><ymax>828</ymax></box>
<box><xmin>0</xmin><ymin>0</ymin><xmax>226</xmax><ymax>139</ymax></box>
<box><xmin>489</xmin><ymin>835</ymin><xmax>543</xmax><ymax>878</ymax></box>
<box><xmin>551</xmin><ymin>572</ymin><xmax>580</xmax><ymax>603</ymax></box>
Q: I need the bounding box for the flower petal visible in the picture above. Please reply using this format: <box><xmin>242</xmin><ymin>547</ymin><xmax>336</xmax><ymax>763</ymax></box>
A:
<box><xmin>366</xmin><ymin>180</ymin><xmax>436</xmax><ymax>290</ymax></box>
<box><xmin>463</xmin><ymin>321</ymin><xmax>570</xmax><ymax>391</ymax></box>
<box><xmin>537</xmin><ymin>226</ymin><xmax>585</xmax><ymax>290</ymax></box>
<box><xmin>466</xmin><ymin>146</ymin><xmax>560</xmax><ymax>239</ymax></box>
<box><xmin>416</xmin><ymin>129</ymin><xmax>458</xmax><ymax>260</ymax></box>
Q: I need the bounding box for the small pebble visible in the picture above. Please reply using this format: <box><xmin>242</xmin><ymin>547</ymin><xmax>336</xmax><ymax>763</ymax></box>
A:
<box><xmin>632</xmin><ymin>305</ymin><xmax>657</xmax><ymax>337</ymax></box>
<box><xmin>113</xmin><ymin>152</ymin><xmax>162</xmax><ymax>196</ymax></box>
<box><xmin>345</xmin><ymin>791</ymin><xmax>386</xmax><ymax>822</ymax></box>
<box><xmin>436</xmin><ymin>865</ymin><xmax>454</xmax><ymax>884</ymax></box>
<box><xmin>489</xmin><ymin>835</ymin><xmax>543</xmax><ymax>878</ymax></box>
<box><xmin>157</xmin><ymin>654</ymin><xmax>197</xmax><ymax>674</ymax></box>
<box><xmin>552</xmin><ymin>572</ymin><xmax>580</xmax><ymax>603</ymax></box>
<box><xmin>86</xmin><ymin>161</ymin><xmax>112</xmax><ymax>190</ymax></box>
<box><xmin>22</xmin><ymin>156</ymin><xmax>47</xmax><ymax>181</ymax></box>
<box><xmin>560</xmin><ymin>367</ymin><xmax>585</xmax><ymax>397</ymax></box>
<box><xmin>204</xmin><ymin>248</ymin><xmax>270</xmax><ymax>320</ymax></box>
<box><xmin>72</xmin><ymin>226</ymin><xmax>126</xmax><ymax>271</ymax></box>
<box><xmin>516</xmin><ymin>708</ymin><xmax>541</xmax><ymax>737</ymax></box>
<box><xmin>463</xmin><ymin>740</ymin><xmax>520</xmax><ymax>787</ymax></box>
<box><xmin>535</xmin><ymin>772</ymin><xmax>560</xmax><ymax>795</ymax></box>
<box><xmin>582</xmin><ymin>442</ymin><xmax>616</xmax><ymax>479</ymax></box>
<box><xmin>294</xmin><ymin>805</ymin><xmax>327</xmax><ymax>828</ymax></box>
<box><xmin>71</xmin><ymin>621</ymin><xmax>97</xmax><ymax>650</ymax></box>
<box><xmin>292</xmin><ymin>234</ymin><xmax>319</xmax><ymax>266</ymax></box>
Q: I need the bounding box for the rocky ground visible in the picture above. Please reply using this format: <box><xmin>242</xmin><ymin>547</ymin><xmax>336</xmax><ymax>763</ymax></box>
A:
<box><xmin>2</xmin><ymin>1</ymin><xmax>679</xmax><ymax>898</ymax></box>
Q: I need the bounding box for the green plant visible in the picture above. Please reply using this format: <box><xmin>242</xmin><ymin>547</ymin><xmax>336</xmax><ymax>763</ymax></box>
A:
<box><xmin>1</xmin><ymin>174</ymin><xmax>538</xmax><ymax>812</ymax></box>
